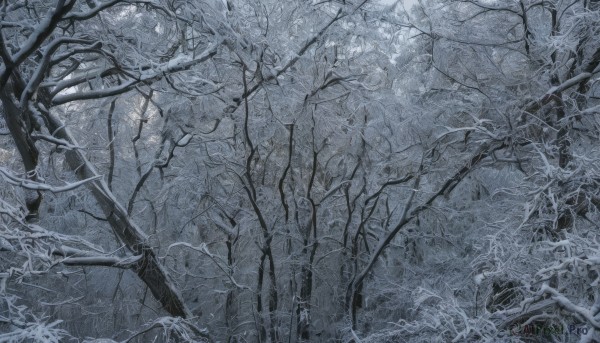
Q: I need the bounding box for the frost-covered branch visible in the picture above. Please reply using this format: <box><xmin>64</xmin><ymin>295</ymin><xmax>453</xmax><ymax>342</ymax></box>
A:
<box><xmin>51</xmin><ymin>42</ymin><xmax>220</xmax><ymax>105</ymax></box>
<box><xmin>540</xmin><ymin>285</ymin><xmax>600</xmax><ymax>330</ymax></box>
<box><xmin>0</xmin><ymin>167</ymin><xmax>101</xmax><ymax>193</ymax></box>
<box><xmin>41</xmin><ymin>110</ymin><xmax>193</xmax><ymax>319</ymax></box>
<box><xmin>0</xmin><ymin>0</ymin><xmax>77</xmax><ymax>88</ymax></box>
<box><xmin>165</xmin><ymin>242</ymin><xmax>250</xmax><ymax>290</ymax></box>
<box><xmin>30</xmin><ymin>133</ymin><xmax>82</xmax><ymax>150</ymax></box>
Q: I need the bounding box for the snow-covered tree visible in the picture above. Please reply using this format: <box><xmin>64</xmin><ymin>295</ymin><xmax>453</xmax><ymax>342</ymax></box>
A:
<box><xmin>2</xmin><ymin>0</ymin><xmax>600</xmax><ymax>342</ymax></box>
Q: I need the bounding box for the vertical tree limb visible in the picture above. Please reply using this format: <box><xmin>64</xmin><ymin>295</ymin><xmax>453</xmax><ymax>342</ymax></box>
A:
<box><xmin>107</xmin><ymin>99</ymin><xmax>117</xmax><ymax>190</ymax></box>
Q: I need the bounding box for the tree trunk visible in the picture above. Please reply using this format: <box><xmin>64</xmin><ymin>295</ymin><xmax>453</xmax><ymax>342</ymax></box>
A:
<box><xmin>42</xmin><ymin>109</ymin><xmax>191</xmax><ymax>319</ymax></box>
<box><xmin>0</xmin><ymin>85</ymin><xmax>43</xmax><ymax>221</ymax></box>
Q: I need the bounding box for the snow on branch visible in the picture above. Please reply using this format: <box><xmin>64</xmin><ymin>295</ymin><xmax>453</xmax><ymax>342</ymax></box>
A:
<box><xmin>0</xmin><ymin>198</ymin><xmax>116</xmax><ymax>285</ymax></box>
<box><xmin>0</xmin><ymin>315</ymin><xmax>68</xmax><ymax>343</ymax></box>
<box><xmin>63</xmin><ymin>0</ymin><xmax>122</xmax><ymax>21</ymax></box>
<box><xmin>60</xmin><ymin>254</ymin><xmax>142</xmax><ymax>268</ymax></box>
<box><xmin>20</xmin><ymin>37</ymin><xmax>99</xmax><ymax>108</ymax></box>
<box><xmin>14</xmin><ymin>2</ymin><xmax>74</xmax><ymax>61</ymax></box>
<box><xmin>43</xmin><ymin>106</ymin><xmax>192</xmax><ymax>318</ymax></box>
<box><xmin>51</xmin><ymin>41</ymin><xmax>220</xmax><ymax>106</ymax></box>
<box><xmin>165</xmin><ymin>242</ymin><xmax>250</xmax><ymax>290</ymax></box>
<box><xmin>30</xmin><ymin>133</ymin><xmax>82</xmax><ymax>150</ymax></box>
<box><xmin>123</xmin><ymin>316</ymin><xmax>210</xmax><ymax>343</ymax></box>
<box><xmin>0</xmin><ymin>167</ymin><xmax>101</xmax><ymax>193</ymax></box>
<box><xmin>225</xmin><ymin>1</ymin><xmax>369</xmax><ymax>114</ymax></box>
<box><xmin>540</xmin><ymin>285</ymin><xmax>600</xmax><ymax>330</ymax></box>
<box><xmin>524</xmin><ymin>72</ymin><xmax>593</xmax><ymax>114</ymax></box>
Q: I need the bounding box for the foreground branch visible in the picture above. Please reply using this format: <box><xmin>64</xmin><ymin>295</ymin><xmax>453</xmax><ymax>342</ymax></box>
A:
<box><xmin>42</xmin><ymin>110</ymin><xmax>192</xmax><ymax>319</ymax></box>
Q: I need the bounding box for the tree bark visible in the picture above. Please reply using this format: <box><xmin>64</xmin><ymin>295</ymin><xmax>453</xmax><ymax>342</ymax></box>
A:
<box><xmin>42</xmin><ymin>109</ymin><xmax>191</xmax><ymax>319</ymax></box>
<box><xmin>0</xmin><ymin>85</ymin><xmax>42</xmax><ymax>220</ymax></box>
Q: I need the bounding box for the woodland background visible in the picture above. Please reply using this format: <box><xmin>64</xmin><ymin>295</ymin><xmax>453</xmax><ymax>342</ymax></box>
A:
<box><xmin>1</xmin><ymin>0</ymin><xmax>600</xmax><ymax>342</ymax></box>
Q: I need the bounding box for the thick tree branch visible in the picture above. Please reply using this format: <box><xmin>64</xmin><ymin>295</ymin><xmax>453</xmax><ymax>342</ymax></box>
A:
<box><xmin>42</xmin><ymin>110</ymin><xmax>192</xmax><ymax>319</ymax></box>
<box><xmin>51</xmin><ymin>42</ymin><xmax>219</xmax><ymax>105</ymax></box>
